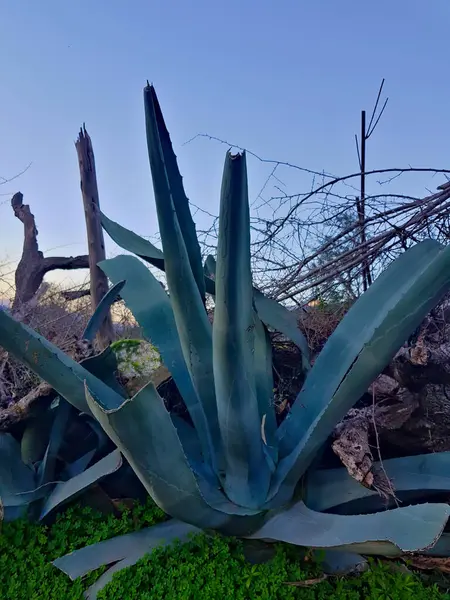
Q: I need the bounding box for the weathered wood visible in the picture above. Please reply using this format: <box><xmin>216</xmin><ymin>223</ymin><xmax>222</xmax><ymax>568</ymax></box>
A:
<box><xmin>0</xmin><ymin>383</ymin><xmax>56</xmax><ymax>430</ymax></box>
<box><xmin>75</xmin><ymin>126</ymin><xmax>114</xmax><ymax>349</ymax></box>
<box><xmin>11</xmin><ymin>192</ymin><xmax>89</xmax><ymax>311</ymax></box>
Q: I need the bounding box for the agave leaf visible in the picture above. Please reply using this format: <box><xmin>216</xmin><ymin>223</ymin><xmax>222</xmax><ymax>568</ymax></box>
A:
<box><xmin>0</xmin><ymin>310</ymin><xmax>124</xmax><ymax>415</ymax></box>
<box><xmin>21</xmin><ymin>409</ymin><xmax>55</xmax><ymax>466</ymax></box>
<box><xmin>100</xmin><ymin>211</ymin><xmax>165</xmax><ymax>269</ymax></box>
<box><xmin>253</xmin><ymin>289</ymin><xmax>310</xmax><ymax>372</ymax></box>
<box><xmin>85</xmin><ymin>381</ymin><xmax>262</xmax><ymax>534</ymax></box>
<box><xmin>145</xmin><ymin>84</ymin><xmax>206</xmax><ymax>302</ymax></box>
<box><xmin>99</xmin><ymin>254</ymin><xmax>217</xmax><ymax>466</ymax></box>
<box><xmin>250</xmin><ymin>500</ymin><xmax>450</xmax><ymax>554</ymax></box>
<box><xmin>316</xmin><ymin>550</ymin><xmax>368</xmax><ymax>575</ymax></box>
<box><xmin>253</xmin><ymin>314</ymin><xmax>277</xmax><ymax>462</ymax></box>
<box><xmin>204</xmin><ymin>254</ymin><xmax>216</xmax><ymax>279</ymax></box>
<box><xmin>0</xmin><ymin>433</ymin><xmax>36</xmax><ymax>506</ymax></box>
<box><xmin>63</xmin><ymin>450</ymin><xmax>97</xmax><ymax>479</ymax></box>
<box><xmin>53</xmin><ymin>520</ymin><xmax>200</xmax><ymax>581</ymax></box>
<box><xmin>213</xmin><ymin>152</ymin><xmax>270</xmax><ymax>508</ymax></box>
<box><xmin>270</xmin><ymin>240</ymin><xmax>450</xmax><ymax>505</ymax></box>
<box><xmin>81</xmin><ymin>346</ymin><xmax>127</xmax><ymax>398</ymax></box>
<box><xmin>306</xmin><ymin>451</ymin><xmax>450</xmax><ymax>512</ymax></box>
<box><xmin>37</xmin><ymin>398</ymin><xmax>72</xmax><ymax>486</ymax></box>
<box><xmin>82</xmin><ymin>280</ymin><xmax>125</xmax><ymax>342</ymax></box>
<box><xmin>204</xmin><ymin>253</ymin><xmax>309</xmax><ymax>369</ymax></box>
<box><xmin>39</xmin><ymin>449</ymin><xmax>123</xmax><ymax>519</ymax></box>
<box><xmin>144</xmin><ymin>86</ymin><xmax>219</xmax><ymax>459</ymax></box>
<box><xmin>100</xmin><ymin>218</ymin><xmax>309</xmax><ymax>363</ymax></box>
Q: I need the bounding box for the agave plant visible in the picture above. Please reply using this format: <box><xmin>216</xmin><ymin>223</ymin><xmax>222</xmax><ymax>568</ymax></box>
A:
<box><xmin>2</xmin><ymin>85</ymin><xmax>450</xmax><ymax>598</ymax></box>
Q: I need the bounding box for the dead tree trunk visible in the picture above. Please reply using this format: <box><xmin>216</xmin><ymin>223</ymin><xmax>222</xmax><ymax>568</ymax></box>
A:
<box><xmin>11</xmin><ymin>192</ymin><xmax>89</xmax><ymax>312</ymax></box>
<box><xmin>75</xmin><ymin>126</ymin><xmax>114</xmax><ymax>349</ymax></box>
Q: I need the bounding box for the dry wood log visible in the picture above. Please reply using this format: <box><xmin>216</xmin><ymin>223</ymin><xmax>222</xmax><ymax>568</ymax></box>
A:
<box><xmin>0</xmin><ymin>383</ymin><xmax>56</xmax><ymax>430</ymax></box>
<box><xmin>11</xmin><ymin>192</ymin><xmax>89</xmax><ymax>312</ymax></box>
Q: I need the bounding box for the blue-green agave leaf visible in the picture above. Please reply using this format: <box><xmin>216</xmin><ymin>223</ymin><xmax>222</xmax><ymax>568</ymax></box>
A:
<box><xmin>0</xmin><ymin>433</ymin><xmax>36</xmax><ymax>507</ymax></box>
<box><xmin>100</xmin><ymin>211</ymin><xmax>165</xmax><ymax>269</ymax></box>
<box><xmin>100</xmin><ymin>219</ymin><xmax>309</xmax><ymax>365</ymax></box>
<box><xmin>213</xmin><ymin>152</ymin><xmax>270</xmax><ymax>508</ymax></box>
<box><xmin>81</xmin><ymin>346</ymin><xmax>127</xmax><ymax>397</ymax></box>
<box><xmin>270</xmin><ymin>240</ymin><xmax>450</xmax><ymax>505</ymax></box>
<box><xmin>306</xmin><ymin>451</ymin><xmax>450</xmax><ymax>512</ymax></box>
<box><xmin>37</xmin><ymin>398</ymin><xmax>72</xmax><ymax>486</ymax></box>
<box><xmin>204</xmin><ymin>254</ymin><xmax>216</xmax><ymax>279</ymax></box>
<box><xmin>253</xmin><ymin>313</ymin><xmax>277</xmax><ymax>464</ymax></box>
<box><xmin>145</xmin><ymin>84</ymin><xmax>206</xmax><ymax>303</ymax></box>
<box><xmin>21</xmin><ymin>409</ymin><xmax>55</xmax><ymax>466</ymax></box>
<box><xmin>250</xmin><ymin>500</ymin><xmax>450</xmax><ymax>554</ymax></box>
<box><xmin>82</xmin><ymin>280</ymin><xmax>125</xmax><ymax>342</ymax></box>
<box><xmin>144</xmin><ymin>86</ymin><xmax>219</xmax><ymax>461</ymax></box>
<box><xmin>63</xmin><ymin>450</ymin><xmax>97</xmax><ymax>479</ymax></box>
<box><xmin>53</xmin><ymin>520</ymin><xmax>200</xmax><ymax>581</ymax></box>
<box><xmin>315</xmin><ymin>550</ymin><xmax>367</xmax><ymax>575</ymax></box>
<box><xmin>39</xmin><ymin>449</ymin><xmax>123</xmax><ymax>519</ymax></box>
<box><xmin>0</xmin><ymin>310</ymin><xmax>124</xmax><ymax>415</ymax></box>
<box><xmin>85</xmin><ymin>381</ymin><xmax>262</xmax><ymax>535</ymax></box>
<box><xmin>99</xmin><ymin>254</ymin><xmax>216</xmax><ymax>466</ymax></box>
<box><xmin>204</xmin><ymin>253</ymin><xmax>309</xmax><ymax>369</ymax></box>
<box><xmin>253</xmin><ymin>289</ymin><xmax>310</xmax><ymax>372</ymax></box>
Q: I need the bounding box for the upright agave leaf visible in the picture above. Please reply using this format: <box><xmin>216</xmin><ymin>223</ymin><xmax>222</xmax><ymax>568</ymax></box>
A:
<box><xmin>144</xmin><ymin>84</ymin><xmax>206</xmax><ymax>303</ymax></box>
<box><xmin>144</xmin><ymin>84</ymin><xmax>219</xmax><ymax>454</ymax></box>
<box><xmin>204</xmin><ymin>253</ymin><xmax>310</xmax><ymax>371</ymax></box>
<box><xmin>213</xmin><ymin>152</ymin><xmax>271</xmax><ymax>508</ymax></box>
<box><xmin>270</xmin><ymin>240</ymin><xmax>450</xmax><ymax>505</ymax></box>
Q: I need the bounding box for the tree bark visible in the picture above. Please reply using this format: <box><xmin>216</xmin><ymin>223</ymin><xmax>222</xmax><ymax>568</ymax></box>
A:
<box><xmin>11</xmin><ymin>192</ymin><xmax>89</xmax><ymax>312</ymax></box>
<box><xmin>75</xmin><ymin>126</ymin><xmax>114</xmax><ymax>349</ymax></box>
<box><xmin>331</xmin><ymin>317</ymin><xmax>450</xmax><ymax>495</ymax></box>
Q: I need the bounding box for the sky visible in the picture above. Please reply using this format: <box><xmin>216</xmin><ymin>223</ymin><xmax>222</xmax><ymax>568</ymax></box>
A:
<box><xmin>1</xmin><ymin>0</ymin><xmax>450</xmax><ymax>294</ymax></box>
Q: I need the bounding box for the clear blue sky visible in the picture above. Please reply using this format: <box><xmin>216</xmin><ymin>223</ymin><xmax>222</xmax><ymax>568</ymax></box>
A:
<box><xmin>1</xmin><ymin>0</ymin><xmax>449</xmax><ymax>290</ymax></box>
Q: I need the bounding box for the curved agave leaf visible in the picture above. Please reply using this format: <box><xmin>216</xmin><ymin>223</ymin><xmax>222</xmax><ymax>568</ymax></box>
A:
<box><xmin>21</xmin><ymin>409</ymin><xmax>55</xmax><ymax>466</ymax></box>
<box><xmin>253</xmin><ymin>289</ymin><xmax>310</xmax><ymax>372</ymax></box>
<box><xmin>100</xmin><ymin>211</ymin><xmax>165</xmax><ymax>269</ymax></box>
<box><xmin>37</xmin><ymin>398</ymin><xmax>72</xmax><ymax>486</ymax></box>
<box><xmin>81</xmin><ymin>346</ymin><xmax>127</xmax><ymax>397</ymax></box>
<box><xmin>253</xmin><ymin>314</ymin><xmax>277</xmax><ymax>464</ymax></box>
<box><xmin>39</xmin><ymin>450</ymin><xmax>123</xmax><ymax>519</ymax></box>
<box><xmin>0</xmin><ymin>433</ymin><xmax>36</xmax><ymax>507</ymax></box>
<box><xmin>0</xmin><ymin>310</ymin><xmax>124</xmax><ymax>415</ymax></box>
<box><xmin>306</xmin><ymin>451</ymin><xmax>450</xmax><ymax>513</ymax></box>
<box><xmin>250</xmin><ymin>500</ymin><xmax>450</xmax><ymax>555</ymax></box>
<box><xmin>85</xmin><ymin>381</ymin><xmax>263</xmax><ymax>535</ymax></box>
<box><xmin>316</xmin><ymin>550</ymin><xmax>367</xmax><ymax>575</ymax></box>
<box><xmin>144</xmin><ymin>88</ymin><xmax>219</xmax><ymax>457</ymax></box>
<box><xmin>53</xmin><ymin>520</ymin><xmax>200</xmax><ymax>597</ymax></box>
<box><xmin>213</xmin><ymin>152</ymin><xmax>271</xmax><ymax>508</ymax></box>
<box><xmin>82</xmin><ymin>280</ymin><xmax>125</xmax><ymax>342</ymax></box>
<box><xmin>99</xmin><ymin>215</ymin><xmax>310</xmax><ymax>365</ymax></box>
<box><xmin>99</xmin><ymin>254</ymin><xmax>217</xmax><ymax>466</ymax></box>
<box><xmin>145</xmin><ymin>84</ymin><xmax>206</xmax><ymax>302</ymax></box>
<box><xmin>270</xmin><ymin>240</ymin><xmax>450</xmax><ymax>505</ymax></box>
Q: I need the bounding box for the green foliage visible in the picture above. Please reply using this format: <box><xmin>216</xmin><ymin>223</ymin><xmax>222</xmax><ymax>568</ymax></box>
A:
<box><xmin>0</xmin><ymin>499</ymin><xmax>448</xmax><ymax>600</ymax></box>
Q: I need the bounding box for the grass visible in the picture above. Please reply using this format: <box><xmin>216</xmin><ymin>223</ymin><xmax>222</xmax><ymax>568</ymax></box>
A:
<box><xmin>1</xmin><ymin>497</ymin><xmax>449</xmax><ymax>599</ymax></box>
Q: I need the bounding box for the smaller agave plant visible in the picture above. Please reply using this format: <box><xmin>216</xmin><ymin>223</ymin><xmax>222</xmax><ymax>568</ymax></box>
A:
<box><xmin>2</xmin><ymin>85</ymin><xmax>450</xmax><ymax>598</ymax></box>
